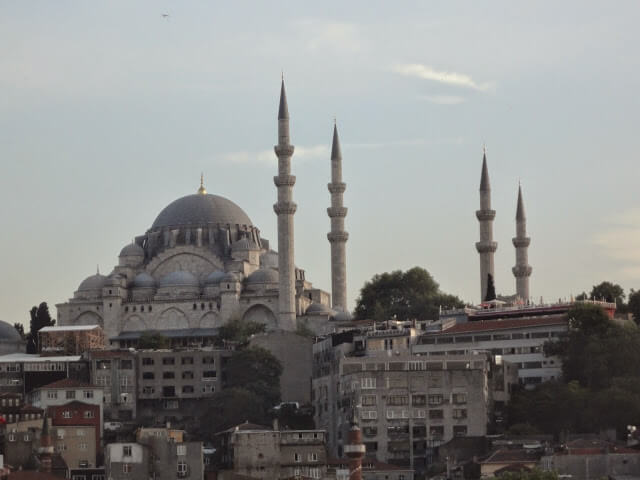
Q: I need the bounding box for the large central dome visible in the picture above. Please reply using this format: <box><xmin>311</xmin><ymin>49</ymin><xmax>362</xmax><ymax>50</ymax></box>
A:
<box><xmin>151</xmin><ymin>193</ymin><xmax>253</xmax><ymax>229</ymax></box>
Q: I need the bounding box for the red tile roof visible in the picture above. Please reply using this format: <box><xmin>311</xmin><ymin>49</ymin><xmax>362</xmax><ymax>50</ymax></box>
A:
<box><xmin>424</xmin><ymin>316</ymin><xmax>567</xmax><ymax>336</ymax></box>
<box><xmin>38</xmin><ymin>379</ymin><xmax>96</xmax><ymax>389</ymax></box>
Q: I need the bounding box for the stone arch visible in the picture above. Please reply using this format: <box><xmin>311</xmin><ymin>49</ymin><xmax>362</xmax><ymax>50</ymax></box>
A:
<box><xmin>147</xmin><ymin>246</ymin><xmax>224</xmax><ymax>282</ymax></box>
<box><xmin>75</xmin><ymin>311</ymin><xmax>103</xmax><ymax>327</ymax></box>
<box><xmin>156</xmin><ymin>307</ymin><xmax>189</xmax><ymax>330</ymax></box>
<box><xmin>122</xmin><ymin>315</ymin><xmax>146</xmax><ymax>332</ymax></box>
<box><xmin>242</xmin><ymin>304</ymin><xmax>278</xmax><ymax>331</ymax></box>
<box><xmin>199</xmin><ymin>312</ymin><xmax>222</xmax><ymax>329</ymax></box>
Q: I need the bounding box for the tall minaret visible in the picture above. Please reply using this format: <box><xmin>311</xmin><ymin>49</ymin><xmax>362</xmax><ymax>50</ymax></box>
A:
<box><xmin>273</xmin><ymin>78</ymin><xmax>297</xmax><ymax>330</ymax></box>
<box><xmin>327</xmin><ymin>122</ymin><xmax>349</xmax><ymax>312</ymax></box>
<box><xmin>512</xmin><ymin>184</ymin><xmax>532</xmax><ymax>301</ymax></box>
<box><xmin>475</xmin><ymin>148</ymin><xmax>497</xmax><ymax>301</ymax></box>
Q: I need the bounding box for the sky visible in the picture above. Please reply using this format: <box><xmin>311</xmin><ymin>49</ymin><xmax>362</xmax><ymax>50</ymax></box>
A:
<box><xmin>1</xmin><ymin>1</ymin><xmax>640</xmax><ymax>326</ymax></box>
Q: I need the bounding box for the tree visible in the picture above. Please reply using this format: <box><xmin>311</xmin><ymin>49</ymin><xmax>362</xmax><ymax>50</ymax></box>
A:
<box><xmin>628</xmin><ymin>289</ymin><xmax>640</xmax><ymax>324</ymax></box>
<box><xmin>224</xmin><ymin>346</ymin><xmax>283</xmax><ymax>409</ymax></box>
<box><xmin>26</xmin><ymin>302</ymin><xmax>55</xmax><ymax>353</ymax></box>
<box><xmin>217</xmin><ymin>317</ymin><xmax>266</xmax><ymax>344</ymax></box>
<box><xmin>354</xmin><ymin>267</ymin><xmax>464</xmax><ymax>321</ymax></box>
<box><xmin>138</xmin><ymin>331</ymin><xmax>170</xmax><ymax>349</ymax></box>
<box><xmin>484</xmin><ymin>273</ymin><xmax>497</xmax><ymax>301</ymax></box>
<box><xmin>13</xmin><ymin>323</ymin><xmax>25</xmax><ymax>341</ymax></box>
<box><xmin>590</xmin><ymin>281</ymin><xmax>625</xmax><ymax>304</ymax></box>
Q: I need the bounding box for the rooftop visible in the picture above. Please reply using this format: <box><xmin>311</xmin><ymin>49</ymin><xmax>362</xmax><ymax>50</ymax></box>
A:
<box><xmin>37</xmin><ymin>379</ymin><xmax>96</xmax><ymax>390</ymax></box>
<box><xmin>421</xmin><ymin>316</ymin><xmax>567</xmax><ymax>337</ymax></box>
<box><xmin>111</xmin><ymin>328</ymin><xmax>220</xmax><ymax>340</ymax></box>
<box><xmin>0</xmin><ymin>353</ymin><xmax>81</xmax><ymax>363</ymax></box>
<box><xmin>40</xmin><ymin>325</ymin><xmax>101</xmax><ymax>332</ymax></box>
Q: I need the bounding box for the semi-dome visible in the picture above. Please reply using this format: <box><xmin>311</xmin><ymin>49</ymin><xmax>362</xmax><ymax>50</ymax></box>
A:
<box><xmin>247</xmin><ymin>268</ymin><xmax>279</xmax><ymax>285</ymax></box>
<box><xmin>306</xmin><ymin>303</ymin><xmax>334</xmax><ymax>316</ymax></box>
<box><xmin>78</xmin><ymin>273</ymin><xmax>107</xmax><ymax>292</ymax></box>
<box><xmin>119</xmin><ymin>242</ymin><xmax>144</xmax><ymax>258</ymax></box>
<box><xmin>260</xmin><ymin>250</ymin><xmax>279</xmax><ymax>269</ymax></box>
<box><xmin>205</xmin><ymin>271</ymin><xmax>226</xmax><ymax>285</ymax></box>
<box><xmin>0</xmin><ymin>320</ymin><xmax>23</xmax><ymax>342</ymax></box>
<box><xmin>133</xmin><ymin>272</ymin><xmax>156</xmax><ymax>288</ymax></box>
<box><xmin>221</xmin><ymin>272</ymin><xmax>241</xmax><ymax>283</ymax></box>
<box><xmin>159</xmin><ymin>271</ymin><xmax>199</xmax><ymax>287</ymax></box>
<box><xmin>151</xmin><ymin>193</ymin><xmax>253</xmax><ymax>230</ymax></box>
<box><xmin>232</xmin><ymin>237</ymin><xmax>257</xmax><ymax>251</ymax></box>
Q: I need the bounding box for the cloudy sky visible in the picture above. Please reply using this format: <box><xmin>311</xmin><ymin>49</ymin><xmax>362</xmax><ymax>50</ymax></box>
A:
<box><xmin>1</xmin><ymin>1</ymin><xmax>639</xmax><ymax>326</ymax></box>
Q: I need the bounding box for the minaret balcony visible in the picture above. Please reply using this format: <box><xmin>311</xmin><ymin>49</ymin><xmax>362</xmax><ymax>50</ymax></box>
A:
<box><xmin>475</xmin><ymin>210</ymin><xmax>496</xmax><ymax>221</ymax></box>
<box><xmin>273</xmin><ymin>202</ymin><xmax>298</xmax><ymax>215</ymax></box>
<box><xmin>328</xmin><ymin>182</ymin><xmax>346</xmax><ymax>194</ymax></box>
<box><xmin>327</xmin><ymin>231</ymin><xmax>349</xmax><ymax>243</ymax></box>
<box><xmin>274</xmin><ymin>175</ymin><xmax>296</xmax><ymax>187</ymax></box>
<box><xmin>475</xmin><ymin>241</ymin><xmax>497</xmax><ymax>253</ymax></box>
<box><xmin>512</xmin><ymin>265</ymin><xmax>532</xmax><ymax>277</ymax></box>
<box><xmin>327</xmin><ymin>207</ymin><xmax>348</xmax><ymax>218</ymax></box>
<box><xmin>512</xmin><ymin>237</ymin><xmax>531</xmax><ymax>248</ymax></box>
<box><xmin>274</xmin><ymin>144</ymin><xmax>295</xmax><ymax>156</ymax></box>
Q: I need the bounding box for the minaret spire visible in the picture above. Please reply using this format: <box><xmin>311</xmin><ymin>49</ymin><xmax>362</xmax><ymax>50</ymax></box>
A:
<box><xmin>198</xmin><ymin>173</ymin><xmax>207</xmax><ymax>195</ymax></box>
<box><xmin>512</xmin><ymin>183</ymin><xmax>532</xmax><ymax>302</ymax></box>
<box><xmin>327</xmin><ymin>121</ymin><xmax>349</xmax><ymax>312</ymax></box>
<box><xmin>273</xmin><ymin>78</ymin><xmax>297</xmax><ymax>330</ymax></box>
<box><xmin>475</xmin><ymin>148</ymin><xmax>497</xmax><ymax>302</ymax></box>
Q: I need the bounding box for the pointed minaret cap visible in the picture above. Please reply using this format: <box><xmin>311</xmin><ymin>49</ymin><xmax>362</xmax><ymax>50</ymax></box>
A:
<box><xmin>331</xmin><ymin>121</ymin><xmax>342</xmax><ymax>160</ymax></box>
<box><xmin>41</xmin><ymin>412</ymin><xmax>49</xmax><ymax>437</ymax></box>
<box><xmin>278</xmin><ymin>78</ymin><xmax>289</xmax><ymax>120</ymax></box>
<box><xmin>516</xmin><ymin>183</ymin><xmax>526</xmax><ymax>221</ymax></box>
<box><xmin>480</xmin><ymin>149</ymin><xmax>491</xmax><ymax>191</ymax></box>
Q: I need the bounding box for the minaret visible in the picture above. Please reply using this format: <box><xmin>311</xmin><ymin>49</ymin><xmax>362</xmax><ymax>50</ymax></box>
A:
<box><xmin>273</xmin><ymin>78</ymin><xmax>297</xmax><ymax>330</ymax></box>
<box><xmin>38</xmin><ymin>413</ymin><xmax>54</xmax><ymax>473</ymax></box>
<box><xmin>512</xmin><ymin>184</ymin><xmax>532</xmax><ymax>301</ymax></box>
<box><xmin>327</xmin><ymin>122</ymin><xmax>349</xmax><ymax>312</ymax></box>
<box><xmin>475</xmin><ymin>148</ymin><xmax>497</xmax><ymax>302</ymax></box>
<box><xmin>344</xmin><ymin>421</ymin><xmax>365</xmax><ymax>480</ymax></box>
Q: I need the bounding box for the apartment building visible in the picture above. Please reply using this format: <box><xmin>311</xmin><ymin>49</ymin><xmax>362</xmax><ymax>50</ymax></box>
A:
<box><xmin>85</xmin><ymin>350</ymin><xmax>136</xmax><ymax>421</ymax></box>
<box><xmin>136</xmin><ymin>348</ymin><xmax>231</xmax><ymax>425</ymax></box>
<box><xmin>0</xmin><ymin>353</ymin><xmax>88</xmax><ymax>395</ymax></box>
<box><xmin>48</xmin><ymin>401</ymin><xmax>100</xmax><ymax>468</ymax></box>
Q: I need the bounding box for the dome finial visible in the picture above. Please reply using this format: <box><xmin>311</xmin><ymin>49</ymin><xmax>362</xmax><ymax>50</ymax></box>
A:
<box><xmin>96</xmin><ymin>264</ymin><xmax>100</xmax><ymax>275</ymax></box>
<box><xmin>197</xmin><ymin>173</ymin><xmax>207</xmax><ymax>195</ymax></box>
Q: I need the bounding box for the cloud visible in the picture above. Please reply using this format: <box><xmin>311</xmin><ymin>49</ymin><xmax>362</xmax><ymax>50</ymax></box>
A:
<box><xmin>293</xmin><ymin>20</ymin><xmax>363</xmax><ymax>53</ymax></box>
<box><xmin>393</xmin><ymin>63</ymin><xmax>492</xmax><ymax>91</ymax></box>
<box><xmin>418</xmin><ymin>95</ymin><xmax>466</xmax><ymax>105</ymax></box>
<box><xmin>222</xmin><ymin>145</ymin><xmax>329</xmax><ymax>166</ymax></box>
<box><xmin>593</xmin><ymin>207</ymin><xmax>640</xmax><ymax>279</ymax></box>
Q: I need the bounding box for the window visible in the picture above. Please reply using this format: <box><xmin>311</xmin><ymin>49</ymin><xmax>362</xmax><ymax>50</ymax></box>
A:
<box><xmin>142</xmin><ymin>386</ymin><xmax>155</xmax><ymax>395</ymax></box>
<box><xmin>294</xmin><ymin>453</ymin><xmax>302</xmax><ymax>463</ymax></box>
<box><xmin>361</xmin><ymin>395</ymin><xmax>377</xmax><ymax>406</ymax></box>
<box><xmin>453</xmin><ymin>425</ymin><xmax>468</xmax><ymax>437</ymax></box>
<box><xmin>177</xmin><ymin>445</ymin><xmax>187</xmax><ymax>456</ymax></box>
<box><xmin>387</xmin><ymin>395</ymin><xmax>408</xmax><ymax>406</ymax></box>
<box><xmin>63</xmin><ymin>411</ymin><xmax>72</xmax><ymax>419</ymax></box>
<box><xmin>142</xmin><ymin>357</ymin><xmax>154</xmax><ymax>366</ymax></box>
<box><xmin>77</xmin><ymin>429</ymin><xmax>85</xmax><ymax>436</ymax></box>
<box><xmin>142</xmin><ymin>372</ymin><xmax>154</xmax><ymax>380</ymax></box>
<box><xmin>177</xmin><ymin>460</ymin><xmax>188</xmax><ymax>476</ymax></box>
<box><xmin>23</xmin><ymin>434</ymin><xmax>30</xmax><ymax>441</ymax></box>
<box><xmin>8</xmin><ymin>434</ymin><xmax>15</xmax><ymax>442</ymax></box>
<box><xmin>428</xmin><ymin>394</ymin><xmax>443</xmax><ymax>406</ymax></box>
<box><xmin>162</xmin><ymin>357</ymin><xmax>175</xmax><ymax>365</ymax></box>
<box><xmin>181</xmin><ymin>357</ymin><xmax>194</xmax><ymax>365</ymax></box>
<box><xmin>83</xmin><ymin>390</ymin><xmax>94</xmax><ymax>399</ymax></box>
<box><xmin>452</xmin><ymin>393</ymin><xmax>467</xmax><ymax>404</ymax></box>
<box><xmin>360</xmin><ymin>377</ymin><xmax>376</xmax><ymax>389</ymax></box>
<box><xmin>202</xmin><ymin>371</ymin><xmax>217</xmax><ymax>380</ymax></box>
<box><xmin>430</xmin><ymin>426</ymin><xmax>444</xmax><ymax>439</ymax></box>
<box><xmin>56</xmin><ymin>444</ymin><xmax>67</xmax><ymax>452</ymax></box>
<box><xmin>57</xmin><ymin>429</ymin><xmax>65</xmax><ymax>439</ymax></box>
<box><xmin>123</xmin><ymin>463</ymin><xmax>131</xmax><ymax>474</ymax></box>
<box><xmin>182</xmin><ymin>371</ymin><xmax>194</xmax><ymax>380</ymax></box>
<box><xmin>453</xmin><ymin>409</ymin><xmax>467</xmax><ymax>419</ymax></box>
<box><xmin>182</xmin><ymin>386</ymin><xmax>194</xmax><ymax>394</ymax></box>
<box><xmin>84</xmin><ymin>410</ymin><xmax>94</xmax><ymax>419</ymax></box>
<box><xmin>120</xmin><ymin>360</ymin><xmax>133</xmax><ymax>369</ymax></box>
<box><xmin>66</xmin><ymin>391</ymin><xmax>76</xmax><ymax>399</ymax></box>
<box><xmin>429</xmin><ymin>409</ymin><xmax>444</xmax><ymax>419</ymax></box>
<box><xmin>164</xmin><ymin>399</ymin><xmax>179</xmax><ymax>409</ymax></box>
<box><xmin>123</xmin><ymin>445</ymin><xmax>132</xmax><ymax>456</ymax></box>
<box><xmin>79</xmin><ymin>442</ymin><xmax>87</xmax><ymax>450</ymax></box>
<box><xmin>308</xmin><ymin>452</ymin><xmax>318</xmax><ymax>462</ymax></box>
<box><xmin>360</xmin><ymin>410</ymin><xmax>377</xmax><ymax>420</ymax></box>
<box><xmin>202</xmin><ymin>356</ymin><xmax>215</xmax><ymax>364</ymax></box>
<box><xmin>47</xmin><ymin>391</ymin><xmax>58</xmax><ymax>399</ymax></box>
<box><xmin>163</xmin><ymin>371</ymin><xmax>175</xmax><ymax>379</ymax></box>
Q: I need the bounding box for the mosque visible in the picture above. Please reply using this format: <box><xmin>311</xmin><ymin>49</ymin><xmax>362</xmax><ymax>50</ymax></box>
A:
<box><xmin>56</xmin><ymin>80</ymin><xmax>351</xmax><ymax>343</ymax></box>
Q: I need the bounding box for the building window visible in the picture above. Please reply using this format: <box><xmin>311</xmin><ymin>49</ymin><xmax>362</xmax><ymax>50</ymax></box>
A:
<box><xmin>429</xmin><ymin>409</ymin><xmax>444</xmax><ymax>420</ymax></box>
<box><xmin>84</xmin><ymin>410</ymin><xmax>94</xmax><ymax>419</ymax></box>
<box><xmin>47</xmin><ymin>391</ymin><xmax>58</xmax><ymax>399</ymax></box>
<box><xmin>56</xmin><ymin>444</ymin><xmax>66</xmax><ymax>452</ymax></box>
<box><xmin>66</xmin><ymin>391</ymin><xmax>76</xmax><ymax>399</ymax></box>
<box><xmin>181</xmin><ymin>357</ymin><xmax>194</xmax><ymax>365</ymax></box>
<box><xmin>62</xmin><ymin>411</ymin><xmax>72</xmax><ymax>419</ymax></box>
<box><xmin>177</xmin><ymin>445</ymin><xmax>187</xmax><ymax>456</ymax></box>
<box><xmin>8</xmin><ymin>434</ymin><xmax>15</xmax><ymax>442</ymax></box>
<box><xmin>142</xmin><ymin>372</ymin><xmax>154</xmax><ymax>380</ymax></box>
<box><xmin>452</xmin><ymin>409</ymin><xmax>467</xmax><ymax>419</ymax></box>
<box><xmin>123</xmin><ymin>445</ymin><xmax>132</xmax><ymax>456</ymax></box>
<box><xmin>177</xmin><ymin>461</ymin><xmax>188</xmax><ymax>477</ymax></box>
<box><xmin>163</xmin><ymin>371</ymin><xmax>175</xmax><ymax>379</ymax></box>
<box><xmin>182</xmin><ymin>371</ymin><xmax>194</xmax><ymax>380</ymax></box>
<box><xmin>308</xmin><ymin>452</ymin><xmax>318</xmax><ymax>462</ymax></box>
<box><xmin>360</xmin><ymin>410</ymin><xmax>377</xmax><ymax>420</ymax></box>
<box><xmin>428</xmin><ymin>394</ymin><xmax>443</xmax><ymax>406</ymax></box>
<box><xmin>57</xmin><ymin>430</ymin><xmax>65</xmax><ymax>439</ymax></box>
<box><xmin>452</xmin><ymin>393</ymin><xmax>467</xmax><ymax>404</ymax></box>
<box><xmin>202</xmin><ymin>371</ymin><xmax>216</xmax><ymax>380</ymax></box>
<box><xmin>123</xmin><ymin>464</ymin><xmax>131</xmax><ymax>474</ymax></box>
<box><xmin>77</xmin><ymin>429</ymin><xmax>85</xmax><ymax>436</ymax></box>
<box><xmin>142</xmin><ymin>386</ymin><xmax>155</xmax><ymax>395</ymax></box>
<box><xmin>453</xmin><ymin>425</ymin><xmax>468</xmax><ymax>437</ymax></box>
<box><xmin>360</xmin><ymin>377</ymin><xmax>376</xmax><ymax>389</ymax></box>
<box><xmin>142</xmin><ymin>357</ymin><xmax>154</xmax><ymax>366</ymax></box>
<box><xmin>83</xmin><ymin>390</ymin><xmax>94</xmax><ymax>399</ymax></box>
<box><xmin>182</xmin><ymin>385</ymin><xmax>194</xmax><ymax>394</ymax></box>
<box><xmin>162</xmin><ymin>357</ymin><xmax>175</xmax><ymax>365</ymax></box>
<box><xmin>361</xmin><ymin>395</ymin><xmax>377</xmax><ymax>406</ymax></box>
<box><xmin>387</xmin><ymin>395</ymin><xmax>408</xmax><ymax>406</ymax></box>
<box><xmin>294</xmin><ymin>453</ymin><xmax>302</xmax><ymax>463</ymax></box>
<box><xmin>202</xmin><ymin>356</ymin><xmax>215</xmax><ymax>364</ymax></box>
<box><xmin>79</xmin><ymin>442</ymin><xmax>87</xmax><ymax>450</ymax></box>
<box><xmin>120</xmin><ymin>360</ymin><xmax>133</xmax><ymax>370</ymax></box>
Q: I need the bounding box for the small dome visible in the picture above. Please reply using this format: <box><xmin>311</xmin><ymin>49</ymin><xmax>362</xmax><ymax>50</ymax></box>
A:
<box><xmin>260</xmin><ymin>250</ymin><xmax>279</xmax><ymax>269</ymax></box>
<box><xmin>133</xmin><ymin>272</ymin><xmax>156</xmax><ymax>289</ymax></box>
<box><xmin>78</xmin><ymin>274</ymin><xmax>107</xmax><ymax>292</ymax></box>
<box><xmin>306</xmin><ymin>303</ymin><xmax>334</xmax><ymax>316</ymax></box>
<box><xmin>159</xmin><ymin>271</ymin><xmax>199</xmax><ymax>288</ymax></box>
<box><xmin>221</xmin><ymin>272</ymin><xmax>241</xmax><ymax>283</ymax></box>
<box><xmin>119</xmin><ymin>242</ymin><xmax>144</xmax><ymax>258</ymax></box>
<box><xmin>205</xmin><ymin>271</ymin><xmax>226</xmax><ymax>285</ymax></box>
<box><xmin>247</xmin><ymin>268</ymin><xmax>279</xmax><ymax>285</ymax></box>
<box><xmin>0</xmin><ymin>320</ymin><xmax>23</xmax><ymax>342</ymax></box>
<box><xmin>331</xmin><ymin>310</ymin><xmax>353</xmax><ymax>322</ymax></box>
<box><xmin>232</xmin><ymin>237</ymin><xmax>257</xmax><ymax>251</ymax></box>
<box><xmin>106</xmin><ymin>274</ymin><xmax>123</xmax><ymax>286</ymax></box>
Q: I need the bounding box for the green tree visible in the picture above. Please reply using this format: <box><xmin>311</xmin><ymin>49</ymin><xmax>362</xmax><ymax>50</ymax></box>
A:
<box><xmin>224</xmin><ymin>346</ymin><xmax>283</xmax><ymax>410</ymax></box>
<box><xmin>13</xmin><ymin>323</ymin><xmax>25</xmax><ymax>341</ymax></box>
<box><xmin>354</xmin><ymin>267</ymin><xmax>464</xmax><ymax>321</ymax></box>
<box><xmin>628</xmin><ymin>289</ymin><xmax>640</xmax><ymax>324</ymax></box>
<box><xmin>590</xmin><ymin>281</ymin><xmax>625</xmax><ymax>304</ymax></box>
<box><xmin>138</xmin><ymin>331</ymin><xmax>170</xmax><ymax>349</ymax></box>
<box><xmin>217</xmin><ymin>317</ymin><xmax>266</xmax><ymax>344</ymax></box>
<box><xmin>26</xmin><ymin>302</ymin><xmax>55</xmax><ymax>353</ymax></box>
<box><xmin>485</xmin><ymin>273</ymin><xmax>497</xmax><ymax>301</ymax></box>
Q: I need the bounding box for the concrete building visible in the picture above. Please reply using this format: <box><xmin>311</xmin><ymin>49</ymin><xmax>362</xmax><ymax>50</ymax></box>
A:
<box><xmin>217</xmin><ymin>422</ymin><xmax>327</xmax><ymax>479</ymax></box>
<box><xmin>28</xmin><ymin>380</ymin><xmax>103</xmax><ymax>437</ymax></box>
<box><xmin>328</xmin><ymin>459</ymin><xmax>414</xmax><ymax>480</ymax></box>
<box><xmin>136</xmin><ymin>348</ymin><xmax>232</xmax><ymax>426</ymax></box>
<box><xmin>105</xmin><ymin>442</ymin><xmax>149</xmax><ymax>480</ymax></box>
<box><xmin>85</xmin><ymin>350</ymin><xmax>136</xmax><ymax>421</ymax></box>
<box><xmin>48</xmin><ymin>401</ymin><xmax>100</xmax><ymax>468</ymax></box>
<box><xmin>38</xmin><ymin>325</ymin><xmax>105</xmax><ymax>355</ymax></box>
